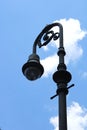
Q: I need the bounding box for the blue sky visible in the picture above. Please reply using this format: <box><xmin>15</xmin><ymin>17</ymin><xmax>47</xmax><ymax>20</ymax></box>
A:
<box><xmin>0</xmin><ymin>0</ymin><xmax>87</xmax><ymax>130</ymax></box>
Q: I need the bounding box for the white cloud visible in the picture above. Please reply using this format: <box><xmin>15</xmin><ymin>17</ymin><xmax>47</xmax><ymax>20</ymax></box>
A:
<box><xmin>50</xmin><ymin>102</ymin><xmax>87</xmax><ymax>130</ymax></box>
<box><xmin>41</xmin><ymin>54</ymin><xmax>58</xmax><ymax>77</ymax></box>
<box><xmin>41</xmin><ymin>18</ymin><xmax>87</xmax><ymax>77</ymax></box>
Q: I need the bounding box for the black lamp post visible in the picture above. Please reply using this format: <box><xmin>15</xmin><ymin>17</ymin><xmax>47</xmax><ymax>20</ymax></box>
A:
<box><xmin>22</xmin><ymin>23</ymin><xmax>74</xmax><ymax>130</ymax></box>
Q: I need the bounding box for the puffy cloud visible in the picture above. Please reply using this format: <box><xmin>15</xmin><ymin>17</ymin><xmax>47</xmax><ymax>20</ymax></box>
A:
<box><xmin>50</xmin><ymin>102</ymin><xmax>87</xmax><ymax>130</ymax></box>
<box><xmin>41</xmin><ymin>18</ymin><xmax>87</xmax><ymax>77</ymax></box>
<box><xmin>41</xmin><ymin>54</ymin><xmax>58</xmax><ymax>77</ymax></box>
<box><xmin>56</xmin><ymin>18</ymin><xmax>86</xmax><ymax>64</ymax></box>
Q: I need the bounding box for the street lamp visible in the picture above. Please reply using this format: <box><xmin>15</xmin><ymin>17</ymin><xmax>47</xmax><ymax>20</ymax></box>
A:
<box><xmin>22</xmin><ymin>23</ymin><xmax>74</xmax><ymax>130</ymax></box>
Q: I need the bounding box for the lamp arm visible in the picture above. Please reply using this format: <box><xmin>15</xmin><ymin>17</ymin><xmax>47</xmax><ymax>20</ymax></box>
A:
<box><xmin>33</xmin><ymin>23</ymin><xmax>63</xmax><ymax>54</ymax></box>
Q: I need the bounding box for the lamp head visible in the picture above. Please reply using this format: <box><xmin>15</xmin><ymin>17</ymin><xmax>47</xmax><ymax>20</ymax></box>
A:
<box><xmin>22</xmin><ymin>54</ymin><xmax>44</xmax><ymax>81</ymax></box>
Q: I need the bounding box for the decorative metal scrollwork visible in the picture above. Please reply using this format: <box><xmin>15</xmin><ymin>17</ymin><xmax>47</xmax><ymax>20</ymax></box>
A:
<box><xmin>33</xmin><ymin>23</ymin><xmax>63</xmax><ymax>54</ymax></box>
<box><xmin>38</xmin><ymin>31</ymin><xmax>60</xmax><ymax>48</ymax></box>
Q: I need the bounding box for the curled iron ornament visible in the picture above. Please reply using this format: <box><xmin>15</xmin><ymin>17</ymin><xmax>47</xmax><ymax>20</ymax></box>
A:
<box><xmin>33</xmin><ymin>23</ymin><xmax>63</xmax><ymax>54</ymax></box>
<box><xmin>39</xmin><ymin>31</ymin><xmax>60</xmax><ymax>47</ymax></box>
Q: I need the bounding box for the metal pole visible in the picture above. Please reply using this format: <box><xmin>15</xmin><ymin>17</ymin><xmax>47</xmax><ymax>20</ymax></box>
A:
<box><xmin>58</xmin><ymin>83</ymin><xmax>68</xmax><ymax>130</ymax></box>
<box><xmin>57</xmin><ymin>25</ymin><xmax>67</xmax><ymax>130</ymax></box>
<box><xmin>52</xmin><ymin>24</ymin><xmax>72</xmax><ymax>130</ymax></box>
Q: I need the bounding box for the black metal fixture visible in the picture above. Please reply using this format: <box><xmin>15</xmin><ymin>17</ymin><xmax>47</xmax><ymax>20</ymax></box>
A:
<box><xmin>22</xmin><ymin>23</ymin><xmax>74</xmax><ymax>130</ymax></box>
